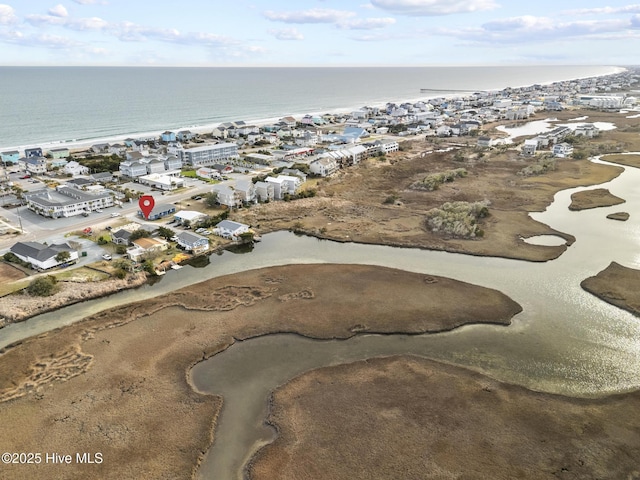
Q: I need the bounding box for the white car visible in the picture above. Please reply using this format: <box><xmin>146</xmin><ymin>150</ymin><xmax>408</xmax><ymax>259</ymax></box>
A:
<box><xmin>111</xmin><ymin>212</ymin><xmax>121</xmax><ymax>217</ymax></box>
<box><xmin>96</xmin><ymin>209</ymin><xmax>103</xmax><ymax>213</ymax></box>
<box><xmin>102</xmin><ymin>254</ymin><xmax>112</xmax><ymax>261</ymax></box>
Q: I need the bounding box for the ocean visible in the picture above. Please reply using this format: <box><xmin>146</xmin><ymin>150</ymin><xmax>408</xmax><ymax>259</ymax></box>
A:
<box><xmin>0</xmin><ymin>65</ymin><xmax>621</xmax><ymax>151</ymax></box>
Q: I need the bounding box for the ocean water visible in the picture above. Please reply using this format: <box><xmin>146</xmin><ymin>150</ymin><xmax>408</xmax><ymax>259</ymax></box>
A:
<box><xmin>0</xmin><ymin>65</ymin><xmax>620</xmax><ymax>150</ymax></box>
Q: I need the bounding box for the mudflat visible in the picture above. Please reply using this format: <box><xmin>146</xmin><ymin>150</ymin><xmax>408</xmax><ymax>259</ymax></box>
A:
<box><xmin>568</xmin><ymin>188</ymin><xmax>625</xmax><ymax>210</ymax></box>
<box><xmin>581</xmin><ymin>262</ymin><xmax>640</xmax><ymax>316</ymax></box>
<box><xmin>0</xmin><ymin>264</ymin><xmax>521</xmax><ymax>479</ymax></box>
<box><xmin>248</xmin><ymin>355</ymin><xmax>640</xmax><ymax>480</ymax></box>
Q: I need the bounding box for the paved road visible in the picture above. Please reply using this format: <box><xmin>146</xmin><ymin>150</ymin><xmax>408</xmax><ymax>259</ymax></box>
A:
<box><xmin>0</xmin><ymin>173</ymin><xmax>251</xmax><ymax>253</ymax></box>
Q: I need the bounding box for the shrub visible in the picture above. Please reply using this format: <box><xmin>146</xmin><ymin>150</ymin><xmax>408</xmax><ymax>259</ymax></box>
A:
<box><xmin>114</xmin><ymin>269</ymin><xmax>127</xmax><ymax>279</ymax></box>
<box><xmin>411</xmin><ymin>168</ymin><xmax>468</xmax><ymax>191</ymax></box>
<box><xmin>425</xmin><ymin>200</ymin><xmax>490</xmax><ymax>239</ymax></box>
<box><xmin>26</xmin><ymin>275</ymin><xmax>59</xmax><ymax>297</ymax></box>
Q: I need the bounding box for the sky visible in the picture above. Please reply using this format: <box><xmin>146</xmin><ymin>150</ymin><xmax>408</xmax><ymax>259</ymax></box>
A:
<box><xmin>0</xmin><ymin>0</ymin><xmax>638</xmax><ymax>66</ymax></box>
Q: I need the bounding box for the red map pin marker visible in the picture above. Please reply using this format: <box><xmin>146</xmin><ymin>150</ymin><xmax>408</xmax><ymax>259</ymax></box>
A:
<box><xmin>139</xmin><ymin>195</ymin><xmax>155</xmax><ymax>219</ymax></box>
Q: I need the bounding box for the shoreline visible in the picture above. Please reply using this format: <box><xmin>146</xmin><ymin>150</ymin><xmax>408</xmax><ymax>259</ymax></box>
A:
<box><xmin>0</xmin><ymin>65</ymin><xmax>625</xmax><ymax>153</ymax></box>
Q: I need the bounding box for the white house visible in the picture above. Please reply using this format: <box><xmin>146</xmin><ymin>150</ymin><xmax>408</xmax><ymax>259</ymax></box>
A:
<box><xmin>195</xmin><ymin>167</ymin><xmax>222</xmax><ymax>180</ymax></box>
<box><xmin>211</xmin><ymin>184</ymin><xmax>240</xmax><ymax>207</ymax></box>
<box><xmin>174</xmin><ymin>210</ymin><xmax>208</xmax><ymax>226</ymax></box>
<box><xmin>552</xmin><ymin>143</ymin><xmax>574</xmax><ymax>158</ymax></box>
<box><xmin>64</xmin><ymin>161</ymin><xmax>89</xmax><ymax>176</ymax></box>
<box><xmin>265</xmin><ymin>175</ymin><xmax>302</xmax><ymax>199</ymax></box>
<box><xmin>10</xmin><ymin>241</ymin><xmax>78</xmax><ymax>270</ymax></box>
<box><xmin>309</xmin><ymin>157</ymin><xmax>339</xmax><ymax>177</ymax></box>
<box><xmin>254</xmin><ymin>181</ymin><xmax>275</xmax><ymax>202</ymax></box>
<box><xmin>138</xmin><ymin>173</ymin><xmax>185</xmax><ymax>191</ymax></box>
<box><xmin>214</xmin><ymin>220</ymin><xmax>250</xmax><ymax>240</ymax></box>
<box><xmin>234</xmin><ymin>179</ymin><xmax>257</xmax><ymax>204</ymax></box>
<box><xmin>522</xmin><ymin>139</ymin><xmax>539</xmax><ymax>156</ymax></box>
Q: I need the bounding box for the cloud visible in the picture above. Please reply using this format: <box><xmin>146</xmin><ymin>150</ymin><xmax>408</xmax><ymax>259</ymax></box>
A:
<box><xmin>26</xmin><ymin>14</ymin><xmax>110</xmax><ymax>31</ymax></box>
<box><xmin>263</xmin><ymin>8</ymin><xmax>356</xmax><ymax>24</ymax></box>
<box><xmin>339</xmin><ymin>17</ymin><xmax>396</xmax><ymax>29</ymax></box>
<box><xmin>0</xmin><ymin>30</ymin><xmax>82</xmax><ymax>48</ymax></box>
<box><xmin>269</xmin><ymin>28</ymin><xmax>304</xmax><ymax>40</ymax></box>
<box><xmin>437</xmin><ymin>15</ymin><xmax>634</xmax><ymax>44</ymax></box>
<box><xmin>563</xmin><ymin>4</ymin><xmax>640</xmax><ymax>15</ymax></box>
<box><xmin>48</xmin><ymin>4</ymin><xmax>69</xmax><ymax>18</ymax></box>
<box><xmin>0</xmin><ymin>4</ymin><xmax>18</xmax><ymax>24</ymax></box>
<box><xmin>370</xmin><ymin>0</ymin><xmax>499</xmax><ymax>16</ymax></box>
<box><xmin>72</xmin><ymin>0</ymin><xmax>107</xmax><ymax>4</ymax></box>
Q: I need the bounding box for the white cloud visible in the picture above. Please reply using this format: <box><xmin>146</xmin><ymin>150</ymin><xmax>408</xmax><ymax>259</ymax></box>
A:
<box><xmin>48</xmin><ymin>4</ymin><xmax>69</xmax><ymax>18</ymax></box>
<box><xmin>370</xmin><ymin>0</ymin><xmax>499</xmax><ymax>16</ymax></box>
<box><xmin>263</xmin><ymin>8</ymin><xmax>356</xmax><ymax>24</ymax></box>
<box><xmin>0</xmin><ymin>30</ymin><xmax>82</xmax><ymax>48</ymax></box>
<box><xmin>269</xmin><ymin>28</ymin><xmax>304</xmax><ymax>40</ymax></box>
<box><xmin>0</xmin><ymin>4</ymin><xmax>18</xmax><ymax>24</ymax></box>
<box><xmin>72</xmin><ymin>0</ymin><xmax>107</xmax><ymax>5</ymax></box>
<box><xmin>437</xmin><ymin>15</ymin><xmax>634</xmax><ymax>44</ymax></box>
<box><xmin>563</xmin><ymin>4</ymin><xmax>640</xmax><ymax>15</ymax></box>
<box><xmin>339</xmin><ymin>17</ymin><xmax>396</xmax><ymax>29</ymax></box>
<box><xmin>26</xmin><ymin>14</ymin><xmax>109</xmax><ymax>31</ymax></box>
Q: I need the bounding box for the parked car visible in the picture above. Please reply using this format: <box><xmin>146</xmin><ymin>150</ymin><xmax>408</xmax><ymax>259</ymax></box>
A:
<box><xmin>102</xmin><ymin>254</ymin><xmax>112</xmax><ymax>261</ymax></box>
<box><xmin>111</xmin><ymin>212</ymin><xmax>120</xmax><ymax>217</ymax></box>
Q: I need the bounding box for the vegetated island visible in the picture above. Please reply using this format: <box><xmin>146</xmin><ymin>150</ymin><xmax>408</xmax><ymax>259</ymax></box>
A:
<box><xmin>581</xmin><ymin>262</ymin><xmax>640</xmax><ymax>316</ymax></box>
<box><xmin>606</xmin><ymin>211</ymin><xmax>630</xmax><ymax>221</ymax></box>
<box><xmin>0</xmin><ymin>264</ymin><xmax>521</xmax><ymax>480</ymax></box>
<box><xmin>568</xmin><ymin>187</ymin><xmax>625</xmax><ymax>211</ymax></box>
<box><xmin>247</xmin><ymin>355</ymin><xmax>640</xmax><ymax>480</ymax></box>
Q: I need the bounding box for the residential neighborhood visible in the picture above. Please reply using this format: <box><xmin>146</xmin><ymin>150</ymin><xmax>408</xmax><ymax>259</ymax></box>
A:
<box><xmin>0</xmin><ymin>68</ymin><xmax>638</xmax><ymax>285</ymax></box>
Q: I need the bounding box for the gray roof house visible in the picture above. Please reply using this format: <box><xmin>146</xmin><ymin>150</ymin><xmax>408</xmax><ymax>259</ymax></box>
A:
<box><xmin>175</xmin><ymin>231</ymin><xmax>209</xmax><ymax>253</ymax></box>
<box><xmin>10</xmin><ymin>241</ymin><xmax>78</xmax><ymax>270</ymax></box>
<box><xmin>214</xmin><ymin>220</ymin><xmax>250</xmax><ymax>240</ymax></box>
<box><xmin>111</xmin><ymin>229</ymin><xmax>133</xmax><ymax>245</ymax></box>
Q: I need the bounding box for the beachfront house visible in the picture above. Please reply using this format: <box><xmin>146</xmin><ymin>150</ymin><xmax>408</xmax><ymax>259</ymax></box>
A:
<box><xmin>1</xmin><ymin>150</ymin><xmax>20</xmax><ymax>164</ymax></box>
<box><xmin>161</xmin><ymin>131</ymin><xmax>176</xmax><ymax>143</ymax></box>
<box><xmin>49</xmin><ymin>148</ymin><xmax>70</xmax><ymax>159</ymax></box>
<box><xmin>24</xmin><ymin>147</ymin><xmax>43</xmax><ymax>158</ymax></box>
<box><xmin>175</xmin><ymin>231</ymin><xmax>209</xmax><ymax>254</ymax></box>
<box><xmin>10</xmin><ymin>241</ymin><xmax>78</xmax><ymax>270</ymax></box>
<box><xmin>214</xmin><ymin>220</ymin><xmax>250</xmax><ymax>240</ymax></box>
